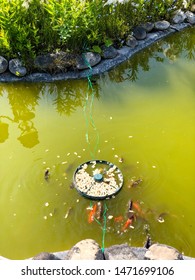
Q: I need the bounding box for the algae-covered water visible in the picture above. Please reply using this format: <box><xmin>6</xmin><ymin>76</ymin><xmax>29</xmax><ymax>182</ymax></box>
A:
<box><xmin>0</xmin><ymin>28</ymin><xmax>195</xmax><ymax>259</ymax></box>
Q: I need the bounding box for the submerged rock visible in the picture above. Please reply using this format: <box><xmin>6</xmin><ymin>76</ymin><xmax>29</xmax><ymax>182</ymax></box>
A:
<box><xmin>76</xmin><ymin>52</ymin><xmax>101</xmax><ymax>70</ymax></box>
<box><xmin>0</xmin><ymin>56</ymin><xmax>8</xmax><ymax>74</ymax></box>
<box><xmin>9</xmin><ymin>58</ymin><xmax>27</xmax><ymax>77</ymax></box>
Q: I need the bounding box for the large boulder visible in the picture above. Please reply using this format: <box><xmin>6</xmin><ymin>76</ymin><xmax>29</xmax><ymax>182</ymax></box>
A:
<box><xmin>65</xmin><ymin>239</ymin><xmax>104</xmax><ymax>260</ymax></box>
<box><xmin>0</xmin><ymin>56</ymin><xmax>8</xmax><ymax>73</ymax></box>
<box><xmin>145</xmin><ymin>243</ymin><xmax>183</xmax><ymax>260</ymax></box>
<box><xmin>9</xmin><ymin>58</ymin><xmax>27</xmax><ymax>77</ymax></box>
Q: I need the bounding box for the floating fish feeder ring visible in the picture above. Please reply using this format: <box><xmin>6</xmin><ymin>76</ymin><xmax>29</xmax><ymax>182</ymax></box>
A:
<box><xmin>73</xmin><ymin>160</ymin><xmax>123</xmax><ymax>200</ymax></box>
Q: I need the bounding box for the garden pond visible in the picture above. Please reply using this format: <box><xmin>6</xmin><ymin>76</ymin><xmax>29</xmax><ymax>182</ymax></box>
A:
<box><xmin>0</xmin><ymin>27</ymin><xmax>195</xmax><ymax>259</ymax></box>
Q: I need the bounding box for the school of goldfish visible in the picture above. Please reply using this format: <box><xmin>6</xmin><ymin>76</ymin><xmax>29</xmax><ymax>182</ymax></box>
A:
<box><xmin>87</xmin><ymin>199</ymin><xmax>145</xmax><ymax>232</ymax></box>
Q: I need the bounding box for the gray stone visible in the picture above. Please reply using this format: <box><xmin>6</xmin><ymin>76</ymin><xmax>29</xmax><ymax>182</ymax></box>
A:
<box><xmin>126</xmin><ymin>35</ymin><xmax>138</xmax><ymax>48</ymax></box>
<box><xmin>185</xmin><ymin>11</ymin><xmax>195</xmax><ymax>25</ymax></box>
<box><xmin>9</xmin><ymin>58</ymin><xmax>27</xmax><ymax>77</ymax></box>
<box><xmin>133</xmin><ymin>26</ymin><xmax>147</xmax><ymax>40</ymax></box>
<box><xmin>104</xmin><ymin>244</ymin><xmax>139</xmax><ymax>260</ymax></box>
<box><xmin>145</xmin><ymin>243</ymin><xmax>184</xmax><ymax>260</ymax></box>
<box><xmin>154</xmin><ymin>20</ymin><xmax>170</xmax><ymax>30</ymax></box>
<box><xmin>140</xmin><ymin>22</ymin><xmax>154</xmax><ymax>32</ymax></box>
<box><xmin>101</xmin><ymin>45</ymin><xmax>118</xmax><ymax>59</ymax></box>
<box><xmin>76</xmin><ymin>52</ymin><xmax>101</xmax><ymax>70</ymax></box>
<box><xmin>65</xmin><ymin>239</ymin><xmax>104</xmax><ymax>260</ymax></box>
<box><xmin>172</xmin><ymin>10</ymin><xmax>187</xmax><ymax>24</ymax></box>
<box><xmin>0</xmin><ymin>56</ymin><xmax>8</xmax><ymax>74</ymax></box>
<box><xmin>34</xmin><ymin>52</ymin><xmax>77</xmax><ymax>73</ymax></box>
<box><xmin>32</xmin><ymin>252</ymin><xmax>60</xmax><ymax>260</ymax></box>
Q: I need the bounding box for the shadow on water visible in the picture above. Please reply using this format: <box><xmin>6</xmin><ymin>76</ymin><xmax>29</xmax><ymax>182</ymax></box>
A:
<box><xmin>104</xmin><ymin>27</ymin><xmax>195</xmax><ymax>86</ymax></box>
<box><xmin>0</xmin><ymin>28</ymin><xmax>194</xmax><ymax>147</ymax></box>
<box><xmin>0</xmin><ymin>81</ymin><xmax>101</xmax><ymax>147</ymax></box>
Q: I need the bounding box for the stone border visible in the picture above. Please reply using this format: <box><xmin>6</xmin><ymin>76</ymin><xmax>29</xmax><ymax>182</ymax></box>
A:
<box><xmin>1</xmin><ymin>239</ymin><xmax>195</xmax><ymax>260</ymax></box>
<box><xmin>0</xmin><ymin>22</ymin><xmax>193</xmax><ymax>83</ymax></box>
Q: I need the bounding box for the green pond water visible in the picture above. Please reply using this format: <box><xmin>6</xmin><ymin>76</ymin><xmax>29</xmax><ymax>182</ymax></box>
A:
<box><xmin>0</xmin><ymin>28</ymin><xmax>195</xmax><ymax>260</ymax></box>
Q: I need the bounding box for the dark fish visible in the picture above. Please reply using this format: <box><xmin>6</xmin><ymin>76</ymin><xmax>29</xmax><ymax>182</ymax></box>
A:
<box><xmin>128</xmin><ymin>200</ymin><xmax>133</xmax><ymax>211</ymax></box>
<box><xmin>44</xmin><ymin>169</ymin><xmax>50</xmax><ymax>180</ymax></box>
<box><xmin>70</xmin><ymin>182</ymin><xmax>75</xmax><ymax>189</ymax></box>
<box><xmin>65</xmin><ymin>163</ymin><xmax>74</xmax><ymax>173</ymax></box>
<box><xmin>128</xmin><ymin>177</ymin><xmax>143</xmax><ymax>188</ymax></box>
<box><xmin>127</xmin><ymin>200</ymin><xmax>135</xmax><ymax>219</ymax></box>
<box><xmin>144</xmin><ymin>234</ymin><xmax>152</xmax><ymax>249</ymax></box>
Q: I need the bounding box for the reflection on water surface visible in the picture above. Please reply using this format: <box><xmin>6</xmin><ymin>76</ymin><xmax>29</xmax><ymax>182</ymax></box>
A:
<box><xmin>0</xmin><ymin>27</ymin><xmax>195</xmax><ymax>259</ymax></box>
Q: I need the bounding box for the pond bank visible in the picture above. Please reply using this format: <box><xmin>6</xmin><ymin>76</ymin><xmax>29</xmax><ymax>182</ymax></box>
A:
<box><xmin>0</xmin><ymin>22</ymin><xmax>194</xmax><ymax>83</ymax></box>
<box><xmin>1</xmin><ymin>239</ymin><xmax>195</xmax><ymax>260</ymax></box>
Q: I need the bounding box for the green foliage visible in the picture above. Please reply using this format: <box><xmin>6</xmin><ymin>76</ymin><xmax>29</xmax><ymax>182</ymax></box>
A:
<box><xmin>0</xmin><ymin>0</ymin><xmax>194</xmax><ymax>63</ymax></box>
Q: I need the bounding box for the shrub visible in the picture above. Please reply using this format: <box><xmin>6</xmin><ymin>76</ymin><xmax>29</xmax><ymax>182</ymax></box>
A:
<box><xmin>0</xmin><ymin>0</ymin><xmax>194</xmax><ymax>63</ymax></box>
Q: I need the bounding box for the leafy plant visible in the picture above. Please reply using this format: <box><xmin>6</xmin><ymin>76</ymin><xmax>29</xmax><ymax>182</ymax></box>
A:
<box><xmin>0</xmin><ymin>0</ymin><xmax>194</xmax><ymax>65</ymax></box>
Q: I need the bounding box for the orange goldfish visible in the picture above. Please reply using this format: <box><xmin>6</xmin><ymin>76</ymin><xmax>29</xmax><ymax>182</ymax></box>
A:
<box><xmin>132</xmin><ymin>201</ymin><xmax>141</xmax><ymax>213</ymax></box>
<box><xmin>132</xmin><ymin>201</ymin><xmax>145</xmax><ymax>218</ymax></box>
<box><xmin>121</xmin><ymin>216</ymin><xmax>134</xmax><ymax>231</ymax></box>
<box><xmin>114</xmin><ymin>216</ymin><xmax>124</xmax><ymax>222</ymax></box>
<box><xmin>88</xmin><ymin>204</ymin><xmax>97</xmax><ymax>223</ymax></box>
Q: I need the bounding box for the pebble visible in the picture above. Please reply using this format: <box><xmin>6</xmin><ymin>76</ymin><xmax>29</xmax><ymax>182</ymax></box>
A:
<box><xmin>108</xmin><ymin>215</ymin><xmax>113</xmax><ymax>220</ymax></box>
